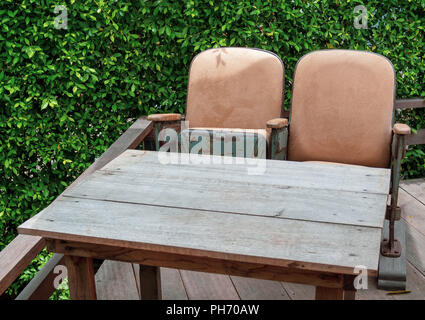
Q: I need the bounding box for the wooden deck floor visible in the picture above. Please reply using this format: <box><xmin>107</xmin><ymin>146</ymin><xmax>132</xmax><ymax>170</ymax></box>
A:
<box><xmin>94</xmin><ymin>180</ymin><xmax>425</xmax><ymax>300</ymax></box>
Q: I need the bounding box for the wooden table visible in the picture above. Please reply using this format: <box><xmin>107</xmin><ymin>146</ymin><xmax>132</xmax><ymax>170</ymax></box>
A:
<box><xmin>18</xmin><ymin>150</ymin><xmax>391</xmax><ymax>300</ymax></box>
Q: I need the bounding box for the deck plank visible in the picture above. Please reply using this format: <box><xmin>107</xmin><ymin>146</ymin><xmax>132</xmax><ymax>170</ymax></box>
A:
<box><xmin>399</xmin><ymin>188</ymin><xmax>425</xmax><ymax>236</ymax></box>
<box><xmin>280</xmin><ymin>282</ymin><xmax>315</xmax><ymax>300</ymax></box>
<box><xmin>19</xmin><ymin>197</ymin><xmax>383</xmax><ymax>276</ymax></box>
<box><xmin>231</xmin><ymin>277</ymin><xmax>289</xmax><ymax>300</ymax></box>
<box><xmin>95</xmin><ymin>260</ymin><xmax>139</xmax><ymax>300</ymax></box>
<box><xmin>160</xmin><ymin>269</ymin><xmax>188</xmax><ymax>300</ymax></box>
<box><xmin>180</xmin><ymin>271</ymin><xmax>239</xmax><ymax>300</ymax></box>
<box><xmin>399</xmin><ymin>180</ymin><xmax>425</xmax><ymax>280</ymax></box>
<box><xmin>401</xmin><ymin>179</ymin><xmax>425</xmax><ymax>206</ymax></box>
<box><xmin>65</xmin><ymin>149</ymin><xmax>390</xmax><ymax>228</ymax></box>
<box><xmin>132</xmin><ymin>266</ymin><xmax>188</xmax><ymax>300</ymax></box>
<box><xmin>405</xmin><ymin>222</ymin><xmax>425</xmax><ymax>276</ymax></box>
<box><xmin>101</xmin><ymin>150</ymin><xmax>391</xmax><ymax>195</ymax></box>
<box><xmin>65</xmin><ymin>168</ymin><xmax>388</xmax><ymax>228</ymax></box>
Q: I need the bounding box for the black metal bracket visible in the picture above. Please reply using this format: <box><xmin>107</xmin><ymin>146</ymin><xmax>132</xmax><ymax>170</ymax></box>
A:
<box><xmin>381</xmin><ymin>238</ymin><xmax>402</xmax><ymax>258</ymax></box>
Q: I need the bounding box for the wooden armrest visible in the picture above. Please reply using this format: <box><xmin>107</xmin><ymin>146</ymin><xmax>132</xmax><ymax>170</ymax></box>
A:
<box><xmin>395</xmin><ymin>98</ymin><xmax>425</xmax><ymax>110</ymax></box>
<box><xmin>393</xmin><ymin>123</ymin><xmax>411</xmax><ymax>135</ymax></box>
<box><xmin>16</xmin><ymin>253</ymin><xmax>64</xmax><ymax>300</ymax></box>
<box><xmin>0</xmin><ymin>235</ymin><xmax>45</xmax><ymax>295</ymax></box>
<box><xmin>147</xmin><ymin>113</ymin><xmax>182</xmax><ymax>122</ymax></box>
<box><xmin>267</xmin><ymin>118</ymin><xmax>288</xmax><ymax>129</ymax></box>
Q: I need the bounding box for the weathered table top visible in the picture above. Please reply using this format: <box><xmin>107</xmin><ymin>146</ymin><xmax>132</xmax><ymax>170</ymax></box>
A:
<box><xmin>19</xmin><ymin>150</ymin><xmax>391</xmax><ymax>276</ymax></box>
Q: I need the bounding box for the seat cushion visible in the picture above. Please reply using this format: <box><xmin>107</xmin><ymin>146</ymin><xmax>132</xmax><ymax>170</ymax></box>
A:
<box><xmin>185</xmin><ymin>47</ymin><xmax>284</xmax><ymax>130</ymax></box>
<box><xmin>181</xmin><ymin>128</ymin><xmax>270</xmax><ymax>158</ymax></box>
<box><xmin>305</xmin><ymin>161</ymin><xmax>367</xmax><ymax>168</ymax></box>
<box><xmin>288</xmin><ymin>50</ymin><xmax>395</xmax><ymax>168</ymax></box>
<box><xmin>188</xmin><ymin>127</ymin><xmax>270</xmax><ymax>143</ymax></box>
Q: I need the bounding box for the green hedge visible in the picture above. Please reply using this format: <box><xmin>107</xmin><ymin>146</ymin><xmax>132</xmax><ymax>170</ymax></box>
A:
<box><xmin>1</xmin><ymin>0</ymin><xmax>424</xmax><ymax>297</ymax></box>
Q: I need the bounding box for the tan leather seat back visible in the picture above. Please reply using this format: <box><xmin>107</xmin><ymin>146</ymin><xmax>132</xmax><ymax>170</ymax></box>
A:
<box><xmin>185</xmin><ymin>47</ymin><xmax>284</xmax><ymax>129</ymax></box>
<box><xmin>288</xmin><ymin>50</ymin><xmax>395</xmax><ymax>168</ymax></box>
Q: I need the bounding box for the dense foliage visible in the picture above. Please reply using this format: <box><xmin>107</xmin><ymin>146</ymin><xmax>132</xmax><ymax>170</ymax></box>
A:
<box><xmin>1</xmin><ymin>0</ymin><xmax>424</xmax><ymax>298</ymax></box>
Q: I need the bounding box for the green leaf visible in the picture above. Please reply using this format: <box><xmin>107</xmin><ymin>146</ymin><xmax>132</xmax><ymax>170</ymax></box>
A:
<box><xmin>41</xmin><ymin>100</ymin><xmax>49</xmax><ymax>110</ymax></box>
<box><xmin>25</xmin><ymin>47</ymin><xmax>35</xmax><ymax>58</ymax></box>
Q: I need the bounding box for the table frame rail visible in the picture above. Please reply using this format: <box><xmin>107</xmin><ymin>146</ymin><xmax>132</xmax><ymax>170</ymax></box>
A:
<box><xmin>46</xmin><ymin>238</ymin><xmax>357</xmax><ymax>300</ymax></box>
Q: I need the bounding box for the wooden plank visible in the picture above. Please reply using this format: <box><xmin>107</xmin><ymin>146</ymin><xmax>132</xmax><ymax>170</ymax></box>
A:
<box><xmin>400</xmin><ymin>182</ymin><xmax>425</xmax><ymax>278</ymax></box>
<box><xmin>180</xmin><ymin>271</ymin><xmax>239</xmax><ymax>300</ymax></box>
<box><xmin>100</xmin><ymin>150</ymin><xmax>391</xmax><ymax>195</ymax></box>
<box><xmin>20</xmin><ymin>197</ymin><xmax>382</xmax><ymax>275</ymax></box>
<box><xmin>66</xmin><ymin>164</ymin><xmax>388</xmax><ymax>228</ymax></box>
<box><xmin>399</xmin><ymin>188</ymin><xmax>425</xmax><ymax>235</ymax></box>
<box><xmin>405</xmin><ymin>222</ymin><xmax>425</xmax><ymax>276</ymax></box>
<box><xmin>64</xmin><ymin>255</ymin><xmax>96</xmax><ymax>300</ymax></box>
<box><xmin>405</xmin><ymin>129</ymin><xmax>425</xmax><ymax>146</ymax></box>
<box><xmin>160</xmin><ymin>269</ymin><xmax>188</xmax><ymax>300</ymax></box>
<box><xmin>281</xmin><ymin>282</ymin><xmax>314</xmax><ymax>300</ymax></box>
<box><xmin>394</xmin><ymin>98</ymin><xmax>425</xmax><ymax>110</ymax></box>
<box><xmin>0</xmin><ymin>235</ymin><xmax>45</xmax><ymax>295</ymax></box>
<box><xmin>230</xmin><ymin>276</ymin><xmax>290</xmax><ymax>300</ymax></box>
<box><xmin>16</xmin><ymin>254</ymin><xmax>64</xmax><ymax>300</ymax></box>
<box><xmin>131</xmin><ymin>264</ymin><xmax>140</xmax><ymax>298</ymax></box>
<box><xmin>133</xmin><ymin>266</ymin><xmax>188</xmax><ymax>300</ymax></box>
<box><xmin>139</xmin><ymin>265</ymin><xmax>162</xmax><ymax>300</ymax></box>
<box><xmin>401</xmin><ymin>179</ymin><xmax>425</xmax><ymax>207</ymax></box>
<box><xmin>95</xmin><ymin>260</ymin><xmax>139</xmax><ymax>300</ymax></box>
<box><xmin>46</xmin><ymin>239</ymin><xmax>346</xmax><ymax>288</ymax></box>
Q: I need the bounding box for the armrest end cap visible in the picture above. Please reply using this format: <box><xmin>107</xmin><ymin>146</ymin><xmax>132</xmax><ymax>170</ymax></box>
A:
<box><xmin>393</xmin><ymin>123</ymin><xmax>411</xmax><ymax>135</ymax></box>
<box><xmin>147</xmin><ymin>113</ymin><xmax>182</xmax><ymax>122</ymax></box>
<box><xmin>267</xmin><ymin>118</ymin><xmax>289</xmax><ymax>129</ymax></box>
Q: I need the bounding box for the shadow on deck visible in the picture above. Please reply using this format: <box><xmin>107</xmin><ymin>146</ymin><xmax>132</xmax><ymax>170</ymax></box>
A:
<box><xmin>95</xmin><ymin>179</ymin><xmax>425</xmax><ymax>300</ymax></box>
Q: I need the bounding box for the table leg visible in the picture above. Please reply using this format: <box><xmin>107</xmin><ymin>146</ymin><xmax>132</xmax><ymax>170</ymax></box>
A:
<box><xmin>139</xmin><ymin>265</ymin><xmax>162</xmax><ymax>300</ymax></box>
<box><xmin>343</xmin><ymin>275</ymin><xmax>356</xmax><ymax>300</ymax></box>
<box><xmin>64</xmin><ymin>255</ymin><xmax>97</xmax><ymax>300</ymax></box>
<box><xmin>316</xmin><ymin>274</ymin><xmax>357</xmax><ymax>300</ymax></box>
<box><xmin>343</xmin><ymin>289</ymin><xmax>356</xmax><ymax>300</ymax></box>
<box><xmin>315</xmin><ymin>286</ymin><xmax>344</xmax><ymax>300</ymax></box>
